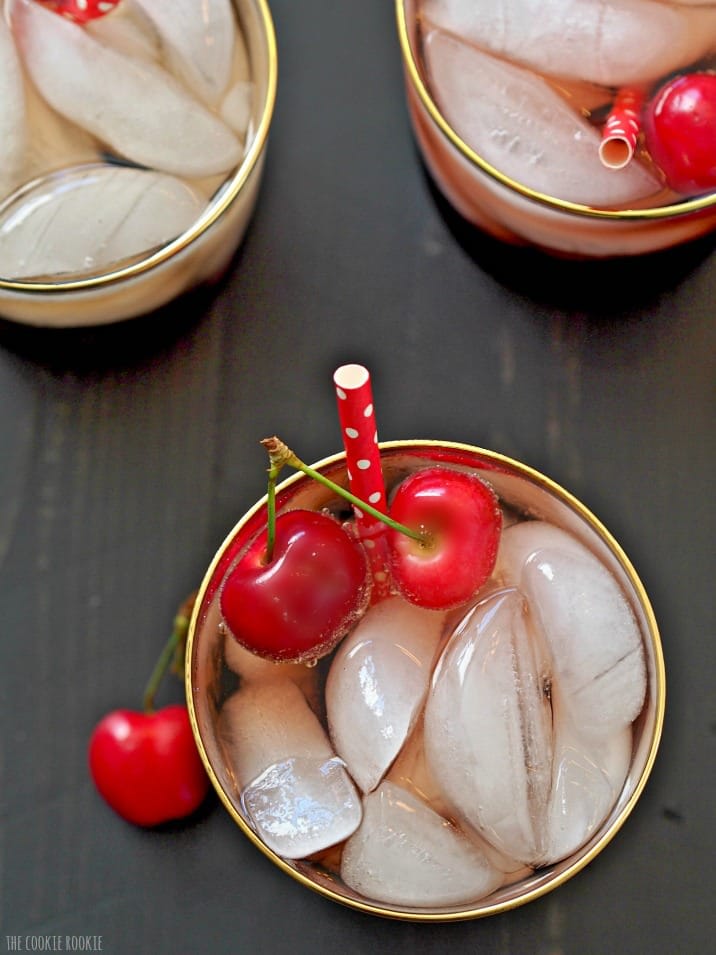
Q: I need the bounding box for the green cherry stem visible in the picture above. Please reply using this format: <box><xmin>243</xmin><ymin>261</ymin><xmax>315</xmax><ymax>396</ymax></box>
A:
<box><xmin>142</xmin><ymin>593</ymin><xmax>196</xmax><ymax>714</ymax></box>
<box><xmin>263</xmin><ymin>447</ymin><xmax>281</xmax><ymax>562</ymax></box>
<box><xmin>260</xmin><ymin>436</ymin><xmax>427</xmax><ymax>548</ymax></box>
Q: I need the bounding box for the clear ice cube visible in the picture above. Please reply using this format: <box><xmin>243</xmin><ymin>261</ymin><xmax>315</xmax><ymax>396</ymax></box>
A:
<box><xmin>424</xmin><ymin>588</ymin><xmax>554</xmax><ymax>865</ymax></box>
<box><xmin>422</xmin><ymin>30</ymin><xmax>660</xmax><ymax>207</ymax></box>
<box><xmin>218</xmin><ymin>679</ymin><xmax>362</xmax><ymax>859</ymax></box>
<box><xmin>20</xmin><ymin>78</ymin><xmax>100</xmax><ymax>185</ymax></box>
<box><xmin>86</xmin><ymin>3</ymin><xmax>161</xmax><ymax>63</ymax></box>
<box><xmin>325</xmin><ymin>596</ymin><xmax>446</xmax><ymax>793</ymax></box>
<box><xmin>0</xmin><ymin>163</ymin><xmax>206</xmax><ymax>280</ymax></box>
<box><xmin>217</xmin><ymin>595</ymin><xmax>319</xmax><ymax>713</ymax></box>
<box><xmin>340</xmin><ymin>781</ymin><xmax>504</xmax><ymax>907</ymax></box>
<box><xmin>10</xmin><ymin>0</ymin><xmax>242</xmax><ymax>179</ymax></box>
<box><xmin>0</xmin><ymin>16</ymin><xmax>26</xmax><ymax>199</ymax></box>
<box><xmin>496</xmin><ymin>521</ymin><xmax>647</xmax><ymax>740</ymax></box>
<box><xmin>132</xmin><ymin>0</ymin><xmax>236</xmax><ymax>106</ymax></box>
<box><xmin>422</xmin><ymin>0</ymin><xmax>716</xmax><ymax>87</ymax></box>
<box><xmin>543</xmin><ymin>716</ymin><xmax>632</xmax><ymax>864</ymax></box>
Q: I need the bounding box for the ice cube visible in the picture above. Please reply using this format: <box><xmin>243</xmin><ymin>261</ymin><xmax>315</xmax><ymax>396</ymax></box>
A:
<box><xmin>218</xmin><ymin>18</ymin><xmax>253</xmax><ymax>139</ymax></box>
<box><xmin>221</xmin><ymin>81</ymin><xmax>253</xmax><ymax>139</ymax></box>
<box><xmin>215</xmin><ymin>593</ymin><xmax>319</xmax><ymax>713</ymax></box>
<box><xmin>424</xmin><ymin>588</ymin><xmax>554</xmax><ymax>865</ymax></box>
<box><xmin>132</xmin><ymin>0</ymin><xmax>236</xmax><ymax>106</ymax></box>
<box><xmin>218</xmin><ymin>679</ymin><xmax>362</xmax><ymax>859</ymax></box>
<box><xmin>422</xmin><ymin>30</ymin><xmax>660</xmax><ymax>208</ymax></box>
<box><xmin>422</xmin><ymin>0</ymin><xmax>716</xmax><ymax>87</ymax></box>
<box><xmin>326</xmin><ymin>596</ymin><xmax>447</xmax><ymax>793</ymax></box>
<box><xmin>20</xmin><ymin>75</ymin><xmax>100</xmax><ymax>185</ymax></box>
<box><xmin>543</xmin><ymin>715</ymin><xmax>633</xmax><ymax>865</ymax></box>
<box><xmin>496</xmin><ymin>521</ymin><xmax>647</xmax><ymax>740</ymax></box>
<box><xmin>340</xmin><ymin>781</ymin><xmax>504</xmax><ymax>907</ymax></box>
<box><xmin>386</xmin><ymin>719</ymin><xmax>527</xmax><ymax>876</ymax></box>
<box><xmin>0</xmin><ymin>163</ymin><xmax>206</xmax><ymax>280</ymax></box>
<box><xmin>86</xmin><ymin>3</ymin><xmax>161</xmax><ymax>63</ymax></box>
<box><xmin>10</xmin><ymin>0</ymin><xmax>242</xmax><ymax>179</ymax></box>
<box><xmin>385</xmin><ymin>717</ymin><xmax>452</xmax><ymax>819</ymax></box>
<box><xmin>0</xmin><ymin>16</ymin><xmax>26</xmax><ymax>199</ymax></box>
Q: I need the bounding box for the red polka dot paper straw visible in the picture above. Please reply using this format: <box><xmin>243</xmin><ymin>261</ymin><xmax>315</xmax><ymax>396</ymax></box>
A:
<box><xmin>333</xmin><ymin>364</ymin><xmax>392</xmax><ymax>600</ymax></box>
<box><xmin>599</xmin><ymin>87</ymin><xmax>645</xmax><ymax>170</ymax></box>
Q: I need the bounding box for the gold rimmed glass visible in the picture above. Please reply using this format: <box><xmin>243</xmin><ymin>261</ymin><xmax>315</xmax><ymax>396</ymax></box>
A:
<box><xmin>185</xmin><ymin>440</ymin><xmax>665</xmax><ymax>922</ymax></box>
<box><xmin>0</xmin><ymin>0</ymin><xmax>277</xmax><ymax>327</ymax></box>
<box><xmin>396</xmin><ymin>0</ymin><xmax>716</xmax><ymax>257</ymax></box>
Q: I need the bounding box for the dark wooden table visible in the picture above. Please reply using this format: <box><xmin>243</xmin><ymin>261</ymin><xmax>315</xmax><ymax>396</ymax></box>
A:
<box><xmin>1</xmin><ymin>3</ymin><xmax>714</xmax><ymax>953</ymax></box>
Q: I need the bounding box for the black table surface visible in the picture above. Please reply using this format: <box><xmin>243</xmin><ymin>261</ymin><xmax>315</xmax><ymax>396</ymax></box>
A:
<box><xmin>1</xmin><ymin>3</ymin><xmax>714</xmax><ymax>953</ymax></box>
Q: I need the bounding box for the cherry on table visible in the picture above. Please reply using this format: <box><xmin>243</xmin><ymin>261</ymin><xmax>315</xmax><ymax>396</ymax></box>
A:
<box><xmin>88</xmin><ymin>704</ymin><xmax>209</xmax><ymax>828</ymax></box>
<box><xmin>220</xmin><ymin>508</ymin><xmax>371</xmax><ymax>663</ymax></box>
<box><xmin>386</xmin><ymin>466</ymin><xmax>502</xmax><ymax>610</ymax></box>
<box><xmin>644</xmin><ymin>72</ymin><xmax>716</xmax><ymax>196</ymax></box>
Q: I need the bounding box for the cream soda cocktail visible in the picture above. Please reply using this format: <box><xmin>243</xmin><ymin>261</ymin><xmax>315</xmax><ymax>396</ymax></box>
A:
<box><xmin>0</xmin><ymin>0</ymin><xmax>276</xmax><ymax>325</ymax></box>
<box><xmin>397</xmin><ymin>0</ymin><xmax>716</xmax><ymax>257</ymax></box>
<box><xmin>186</xmin><ymin>436</ymin><xmax>664</xmax><ymax>919</ymax></box>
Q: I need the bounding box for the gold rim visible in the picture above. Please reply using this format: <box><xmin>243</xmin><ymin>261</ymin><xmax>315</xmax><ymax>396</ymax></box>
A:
<box><xmin>186</xmin><ymin>440</ymin><xmax>666</xmax><ymax>921</ymax></box>
<box><xmin>0</xmin><ymin>0</ymin><xmax>278</xmax><ymax>294</ymax></box>
<box><xmin>395</xmin><ymin>0</ymin><xmax>716</xmax><ymax>221</ymax></box>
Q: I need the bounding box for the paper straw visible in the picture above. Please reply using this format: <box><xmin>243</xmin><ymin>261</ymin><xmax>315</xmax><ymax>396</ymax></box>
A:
<box><xmin>599</xmin><ymin>87</ymin><xmax>645</xmax><ymax>170</ymax></box>
<box><xmin>333</xmin><ymin>364</ymin><xmax>392</xmax><ymax>600</ymax></box>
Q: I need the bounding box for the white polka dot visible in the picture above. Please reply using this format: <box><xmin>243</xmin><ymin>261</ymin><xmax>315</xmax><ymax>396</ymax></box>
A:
<box><xmin>368</xmin><ymin>492</ymin><xmax>382</xmax><ymax>504</ymax></box>
<box><xmin>336</xmin><ymin>387</ymin><xmax>347</xmax><ymax>400</ymax></box>
<box><xmin>373</xmin><ymin>430</ymin><xmax>378</xmax><ymax>444</ymax></box>
<box><xmin>354</xmin><ymin>507</ymin><xmax>364</xmax><ymax>519</ymax></box>
<box><xmin>363</xmin><ymin>403</ymin><xmax>373</xmax><ymax>417</ymax></box>
<box><xmin>347</xmin><ymin>468</ymin><xmax>352</xmax><ymax>481</ymax></box>
<box><xmin>357</xmin><ymin>459</ymin><xmax>371</xmax><ymax>470</ymax></box>
<box><xmin>345</xmin><ymin>427</ymin><xmax>359</xmax><ymax>438</ymax></box>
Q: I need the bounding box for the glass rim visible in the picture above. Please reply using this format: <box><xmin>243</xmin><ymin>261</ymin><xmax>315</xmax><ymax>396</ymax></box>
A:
<box><xmin>185</xmin><ymin>439</ymin><xmax>666</xmax><ymax>922</ymax></box>
<box><xmin>0</xmin><ymin>0</ymin><xmax>278</xmax><ymax>294</ymax></box>
<box><xmin>395</xmin><ymin>0</ymin><xmax>716</xmax><ymax>223</ymax></box>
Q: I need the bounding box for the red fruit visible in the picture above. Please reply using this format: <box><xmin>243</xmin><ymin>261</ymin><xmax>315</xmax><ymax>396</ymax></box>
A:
<box><xmin>88</xmin><ymin>705</ymin><xmax>209</xmax><ymax>827</ymax></box>
<box><xmin>387</xmin><ymin>467</ymin><xmax>501</xmax><ymax>610</ymax></box>
<box><xmin>40</xmin><ymin>0</ymin><xmax>121</xmax><ymax>23</ymax></box>
<box><xmin>220</xmin><ymin>509</ymin><xmax>370</xmax><ymax>662</ymax></box>
<box><xmin>644</xmin><ymin>72</ymin><xmax>716</xmax><ymax>196</ymax></box>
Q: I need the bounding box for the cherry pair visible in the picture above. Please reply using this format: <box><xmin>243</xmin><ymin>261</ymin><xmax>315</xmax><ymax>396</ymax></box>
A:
<box><xmin>220</xmin><ymin>460</ymin><xmax>502</xmax><ymax>663</ymax></box>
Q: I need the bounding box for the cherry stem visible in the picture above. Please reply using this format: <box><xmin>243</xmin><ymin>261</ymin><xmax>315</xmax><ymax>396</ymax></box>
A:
<box><xmin>260</xmin><ymin>436</ymin><xmax>427</xmax><ymax>545</ymax></box>
<box><xmin>264</xmin><ymin>452</ymin><xmax>281</xmax><ymax>563</ymax></box>
<box><xmin>142</xmin><ymin>593</ymin><xmax>195</xmax><ymax>714</ymax></box>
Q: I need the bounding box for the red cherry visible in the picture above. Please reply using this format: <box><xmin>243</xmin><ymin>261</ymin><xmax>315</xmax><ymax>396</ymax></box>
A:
<box><xmin>644</xmin><ymin>72</ymin><xmax>716</xmax><ymax>196</ymax></box>
<box><xmin>220</xmin><ymin>509</ymin><xmax>370</xmax><ymax>662</ymax></box>
<box><xmin>386</xmin><ymin>467</ymin><xmax>501</xmax><ymax>610</ymax></box>
<box><xmin>39</xmin><ymin>0</ymin><xmax>122</xmax><ymax>23</ymax></box>
<box><xmin>88</xmin><ymin>705</ymin><xmax>209</xmax><ymax>827</ymax></box>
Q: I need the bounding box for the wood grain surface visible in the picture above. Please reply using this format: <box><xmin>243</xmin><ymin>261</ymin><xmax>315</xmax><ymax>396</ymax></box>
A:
<box><xmin>0</xmin><ymin>3</ymin><xmax>714</xmax><ymax>953</ymax></box>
